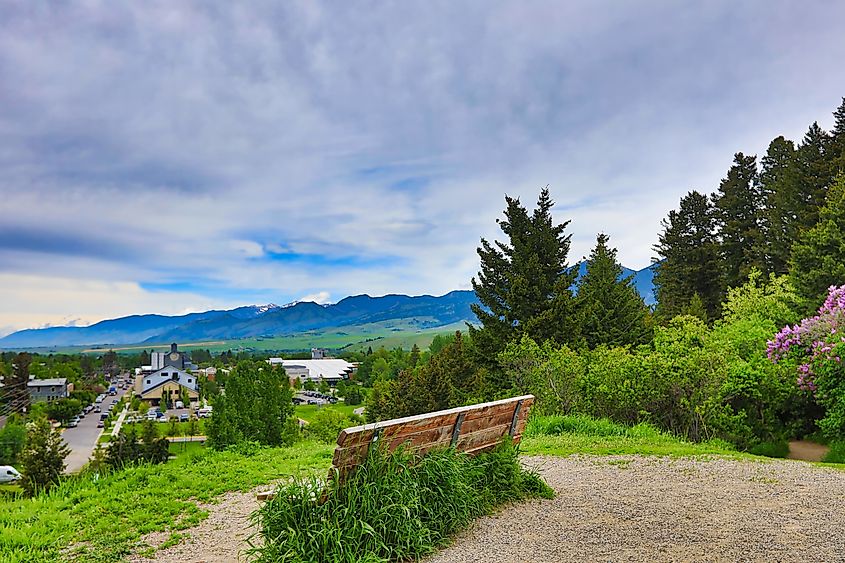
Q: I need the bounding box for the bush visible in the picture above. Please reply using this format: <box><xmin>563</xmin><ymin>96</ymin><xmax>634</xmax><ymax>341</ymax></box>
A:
<box><xmin>748</xmin><ymin>440</ymin><xmax>790</xmax><ymax>458</ymax></box>
<box><xmin>251</xmin><ymin>441</ymin><xmax>553</xmax><ymax>563</ymax></box>
<box><xmin>307</xmin><ymin>409</ymin><xmax>355</xmax><ymax>444</ymax></box>
<box><xmin>822</xmin><ymin>441</ymin><xmax>845</xmax><ymax>464</ymax></box>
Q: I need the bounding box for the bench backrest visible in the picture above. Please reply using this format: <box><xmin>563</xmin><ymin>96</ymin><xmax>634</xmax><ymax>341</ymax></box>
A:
<box><xmin>331</xmin><ymin>394</ymin><xmax>534</xmax><ymax>476</ymax></box>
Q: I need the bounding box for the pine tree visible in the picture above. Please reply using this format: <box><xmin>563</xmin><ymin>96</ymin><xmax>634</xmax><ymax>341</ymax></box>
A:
<box><xmin>653</xmin><ymin>191</ymin><xmax>723</xmax><ymax>320</ymax></box>
<box><xmin>470</xmin><ymin>188</ymin><xmax>579</xmax><ymax>367</ymax></box>
<box><xmin>760</xmin><ymin>136</ymin><xmax>802</xmax><ymax>274</ymax></box>
<box><xmin>790</xmin><ymin>174</ymin><xmax>845</xmax><ymax>310</ymax></box>
<box><xmin>830</xmin><ymin>98</ymin><xmax>845</xmax><ymax>178</ymax></box>
<box><xmin>794</xmin><ymin>122</ymin><xmax>833</xmax><ymax>231</ymax></box>
<box><xmin>20</xmin><ymin>417</ymin><xmax>70</xmax><ymax>496</ymax></box>
<box><xmin>714</xmin><ymin>152</ymin><xmax>765</xmax><ymax>287</ymax></box>
<box><xmin>577</xmin><ymin>233</ymin><xmax>652</xmax><ymax>347</ymax></box>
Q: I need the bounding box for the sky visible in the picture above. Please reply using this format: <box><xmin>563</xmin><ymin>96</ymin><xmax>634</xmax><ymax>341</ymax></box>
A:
<box><xmin>1</xmin><ymin>1</ymin><xmax>845</xmax><ymax>336</ymax></box>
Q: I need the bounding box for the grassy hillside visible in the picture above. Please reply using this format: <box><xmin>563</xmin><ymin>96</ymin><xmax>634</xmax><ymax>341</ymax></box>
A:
<box><xmin>18</xmin><ymin>320</ymin><xmax>469</xmax><ymax>355</ymax></box>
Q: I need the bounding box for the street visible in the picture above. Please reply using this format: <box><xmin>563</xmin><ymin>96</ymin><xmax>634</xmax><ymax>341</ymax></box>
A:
<box><xmin>61</xmin><ymin>378</ymin><xmax>132</xmax><ymax>473</ymax></box>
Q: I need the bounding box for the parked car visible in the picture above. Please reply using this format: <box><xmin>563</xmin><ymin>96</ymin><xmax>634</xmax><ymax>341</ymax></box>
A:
<box><xmin>175</xmin><ymin>400</ymin><xmax>184</xmax><ymax>409</ymax></box>
<box><xmin>197</xmin><ymin>407</ymin><xmax>213</xmax><ymax>418</ymax></box>
<box><xmin>94</xmin><ymin>406</ymin><xmax>101</xmax><ymax>413</ymax></box>
<box><xmin>146</xmin><ymin>411</ymin><xmax>158</xmax><ymax>421</ymax></box>
<box><xmin>0</xmin><ymin>466</ymin><xmax>22</xmax><ymax>484</ymax></box>
<box><xmin>66</xmin><ymin>419</ymin><xmax>79</xmax><ymax>428</ymax></box>
<box><xmin>97</xmin><ymin>420</ymin><xmax>104</xmax><ymax>428</ymax></box>
<box><xmin>100</xmin><ymin>413</ymin><xmax>109</xmax><ymax>421</ymax></box>
<box><xmin>179</xmin><ymin>413</ymin><xmax>189</xmax><ymax>422</ymax></box>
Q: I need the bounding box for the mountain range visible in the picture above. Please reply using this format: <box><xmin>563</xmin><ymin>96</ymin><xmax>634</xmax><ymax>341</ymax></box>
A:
<box><xmin>0</xmin><ymin>264</ymin><xmax>656</xmax><ymax>349</ymax></box>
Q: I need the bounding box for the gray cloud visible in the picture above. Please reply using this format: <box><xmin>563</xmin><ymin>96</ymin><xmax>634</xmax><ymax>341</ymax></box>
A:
<box><xmin>1</xmin><ymin>0</ymin><xmax>844</xmax><ymax>331</ymax></box>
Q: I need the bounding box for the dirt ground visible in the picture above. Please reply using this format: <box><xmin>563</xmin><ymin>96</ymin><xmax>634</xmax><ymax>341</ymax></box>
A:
<box><xmin>129</xmin><ymin>455</ymin><xmax>845</xmax><ymax>562</ymax></box>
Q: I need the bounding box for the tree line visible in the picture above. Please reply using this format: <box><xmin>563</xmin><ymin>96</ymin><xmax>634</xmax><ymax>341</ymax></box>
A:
<box><xmin>654</xmin><ymin>98</ymin><xmax>845</xmax><ymax>319</ymax></box>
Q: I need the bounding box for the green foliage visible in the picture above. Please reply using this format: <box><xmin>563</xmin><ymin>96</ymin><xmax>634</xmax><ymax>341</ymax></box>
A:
<box><xmin>45</xmin><ymin>398</ymin><xmax>82</xmax><ymax>425</ymax></box>
<box><xmin>470</xmin><ymin>188</ymin><xmax>580</xmax><ymax>367</ymax></box>
<box><xmin>206</xmin><ymin>361</ymin><xmax>294</xmax><ymax>450</ymax></box>
<box><xmin>653</xmin><ymin>190</ymin><xmax>724</xmax><ymax>321</ymax></box>
<box><xmin>343</xmin><ymin>384</ymin><xmax>363</xmax><ymax>406</ymax></box>
<box><xmin>105</xmin><ymin>421</ymin><xmax>171</xmax><ymax>469</ymax></box>
<box><xmin>0</xmin><ymin>416</ymin><xmax>27</xmax><ymax>465</ymax></box>
<box><xmin>823</xmin><ymin>441</ymin><xmax>845</xmax><ymax>464</ymax></box>
<box><xmin>499</xmin><ymin>335</ymin><xmax>583</xmax><ymax>415</ymax></box>
<box><xmin>252</xmin><ymin>441</ymin><xmax>552</xmax><ymax>563</ymax></box>
<box><xmin>19</xmin><ymin>418</ymin><xmax>70</xmax><ymax>496</ymax></box>
<box><xmin>307</xmin><ymin>408</ymin><xmax>356</xmax><ymax>443</ymax></box>
<box><xmin>577</xmin><ymin>233</ymin><xmax>652</xmax><ymax>347</ymax></box>
<box><xmin>748</xmin><ymin>440</ymin><xmax>789</xmax><ymax>458</ymax></box>
<box><xmin>714</xmin><ymin>152</ymin><xmax>765</xmax><ymax>288</ymax></box>
<box><xmin>790</xmin><ymin>174</ymin><xmax>845</xmax><ymax>310</ymax></box>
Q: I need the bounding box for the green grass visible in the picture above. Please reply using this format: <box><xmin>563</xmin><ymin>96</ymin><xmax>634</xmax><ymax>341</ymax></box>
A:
<box><xmin>167</xmin><ymin>441</ymin><xmax>207</xmax><ymax>457</ymax></box>
<box><xmin>252</xmin><ymin>440</ymin><xmax>552</xmax><ymax>563</ymax></box>
<box><xmin>520</xmin><ymin>414</ymin><xmax>742</xmax><ymax>458</ymax></box>
<box><xmin>823</xmin><ymin>441</ymin><xmax>845</xmax><ymax>464</ymax></box>
<box><xmin>294</xmin><ymin>403</ymin><xmax>359</xmax><ymax>423</ymax></box>
<box><xmin>0</xmin><ymin>440</ymin><xmax>334</xmax><ymax>563</ymax></box>
<box><xmin>122</xmin><ymin>419</ymin><xmax>207</xmax><ymax>437</ymax></box>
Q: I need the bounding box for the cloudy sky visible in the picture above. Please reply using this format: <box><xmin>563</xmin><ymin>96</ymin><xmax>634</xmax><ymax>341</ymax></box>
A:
<box><xmin>1</xmin><ymin>1</ymin><xmax>844</xmax><ymax>335</ymax></box>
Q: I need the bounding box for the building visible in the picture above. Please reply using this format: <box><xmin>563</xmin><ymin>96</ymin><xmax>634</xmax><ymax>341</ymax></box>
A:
<box><xmin>134</xmin><ymin>366</ymin><xmax>199</xmax><ymax>407</ymax></box>
<box><xmin>151</xmin><ymin>343</ymin><xmax>197</xmax><ymax>372</ymax></box>
<box><xmin>27</xmin><ymin>377</ymin><xmax>72</xmax><ymax>403</ymax></box>
<box><xmin>267</xmin><ymin>357</ymin><xmax>356</xmax><ymax>386</ymax></box>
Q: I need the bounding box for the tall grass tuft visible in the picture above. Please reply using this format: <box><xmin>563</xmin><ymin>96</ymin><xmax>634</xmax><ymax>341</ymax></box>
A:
<box><xmin>250</xmin><ymin>441</ymin><xmax>553</xmax><ymax>563</ymax></box>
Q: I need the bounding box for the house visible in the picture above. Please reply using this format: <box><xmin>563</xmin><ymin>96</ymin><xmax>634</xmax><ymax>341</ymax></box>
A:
<box><xmin>134</xmin><ymin>365</ymin><xmax>199</xmax><ymax>407</ymax></box>
<box><xmin>27</xmin><ymin>377</ymin><xmax>72</xmax><ymax>403</ymax></box>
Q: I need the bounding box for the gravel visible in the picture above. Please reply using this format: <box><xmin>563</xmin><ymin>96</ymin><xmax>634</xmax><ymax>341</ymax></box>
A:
<box><xmin>129</xmin><ymin>455</ymin><xmax>845</xmax><ymax>562</ymax></box>
<box><xmin>424</xmin><ymin>455</ymin><xmax>845</xmax><ymax>563</ymax></box>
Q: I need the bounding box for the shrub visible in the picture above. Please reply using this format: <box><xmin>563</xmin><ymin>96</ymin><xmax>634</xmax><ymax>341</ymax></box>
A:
<box><xmin>306</xmin><ymin>409</ymin><xmax>354</xmax><ymax>444</ymax></box>
<box><xmin>251</xmin><ymin>441</ymin><xmax>553</xmax><ymax>563</ymax></box>
<box><xmin>822</xmin><ymin>441</ymin><xmax>845</xmax><ymax>464</ymax></box>
<box><xmin>748</xmin><ymin>440</ymin><xmax>790</xmax><ymax>458</ymax></box>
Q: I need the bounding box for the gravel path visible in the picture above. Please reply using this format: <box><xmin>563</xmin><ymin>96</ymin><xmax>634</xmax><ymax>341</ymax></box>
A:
<box><xmin>129</xmin><ymin>455</ymin><xmax>845</xmax><ymax>562</ymax></box>
<box><xmin>425</xmin><ymin>455</ymin><xmax>845</xmax><ymax>563</ymax></box>
<box><xmin>127</xmin><ymin>484</ymin><xmax>272</xmax><ymax>563</ymax></box>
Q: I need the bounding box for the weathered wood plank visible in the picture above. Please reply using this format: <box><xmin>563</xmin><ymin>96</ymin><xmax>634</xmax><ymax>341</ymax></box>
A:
<box><xmin>331</xmin><ymin>395</ymin><xmax>533</xmax><ymax>471</ymax></box>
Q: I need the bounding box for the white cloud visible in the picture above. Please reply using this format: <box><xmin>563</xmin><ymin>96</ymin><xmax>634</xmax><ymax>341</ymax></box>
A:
<box><xmin>0</xmin><ymin>274</ymin><xmax>237</xmax><ymax>337</ymax></box>
<box><xmin>0</xmin><ymin>1</ymin><xmax>844</xmax><ymax>332</ymax></box>
<box><xmin>297</xmin><ymin>291</ymin><xmax>332</xmax><ymax>305</ymax></box>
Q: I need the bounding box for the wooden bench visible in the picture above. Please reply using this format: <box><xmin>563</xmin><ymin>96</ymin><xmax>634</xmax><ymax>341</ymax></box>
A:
<box><xmin>257</xmin><ymin>394</ymin><xmax>534</xmax><ymax>500</ymax></box>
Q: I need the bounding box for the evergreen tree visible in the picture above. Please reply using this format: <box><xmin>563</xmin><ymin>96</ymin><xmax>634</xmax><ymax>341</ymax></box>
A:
<box><xmin>790</xmin><ymin>174</ymin><xmax>845</xmax><ymax>309</ymax></box>
<box><xmin>794</xmin><ymin>122</ymin><xmax>833</xmax><ymax>231</ymax></box>
<box><xmin>206</xmin><ymin>361</ymin><xmax>293</xmax><ymax>449</ymax></box>
<box><xmin>714</xmin><ymin>152</ymin><xmax>765</xmax><ymax>287</ymax></box>
<box><xmin>653</xmin><ymin>191</ymin><xmax>723</xmax><ymax>320</ymax></box>
<box><xmin>577</xmin><ymin>233</ymin><xmax>652</xmax><ymax>348</ymax></box>
<box><xmin>470</xmin><ymin>188</ymin><xmax>579</xmax><ymax>368</ymax></box>
<box><xmin>760</xmin><ymin>136</ymin><xmax>802</xmax><ymax>274</ymax></box>
<box><xmin>830</xmin><ymin>98</ymin><xmax>845</xmax><ymax>177</ymax></box>
<box><xmin>20</xmin><ymin>417</ymin><xmax>70</xmax><ymax>496</ymax></box>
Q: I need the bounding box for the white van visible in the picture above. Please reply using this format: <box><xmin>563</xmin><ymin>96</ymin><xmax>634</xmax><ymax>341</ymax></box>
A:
<box><xmin>197</xmin><ymin>406</ymin><xmax>213</xmax><ymax>418</ymax></box>
<box><xmin>0</xmin><ymin>465</ymin><xmax>22</xmax><ymax>484</ymax></box>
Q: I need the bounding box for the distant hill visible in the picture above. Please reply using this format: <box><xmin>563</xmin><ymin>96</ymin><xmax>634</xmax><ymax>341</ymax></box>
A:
<box><xmin>0</xmin><ymin>291</ymin><xmax>480</xmax><ymax>348</ymax></box>
<box><xmin>0</xmin><ymin>264</ymin><xmax>657</xmax><ymax>349</ymax></box>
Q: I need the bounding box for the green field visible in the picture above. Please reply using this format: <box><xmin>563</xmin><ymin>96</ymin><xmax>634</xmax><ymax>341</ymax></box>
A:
<box><xmin>20</xmin><ymin>320</ymin><xmax>469</xmax><ymax>355</ymax></box>
<box><xmin>294</xmin><ymin>403</ymin><xmax>360</xmax><ymax>423</ymax></box>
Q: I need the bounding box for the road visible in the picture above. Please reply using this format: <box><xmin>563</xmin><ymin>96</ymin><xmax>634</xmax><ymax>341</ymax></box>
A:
<box><xmin>62</xmin><ymin>378</ymin><xmax>132</xmax><ymax>474</ymax></box>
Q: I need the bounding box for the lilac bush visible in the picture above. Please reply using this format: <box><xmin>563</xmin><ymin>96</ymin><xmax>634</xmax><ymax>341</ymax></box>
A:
<box><xmin>768</xmin><ymin>285</ymin><xmax>845</xmax><ymax>436</ymax></box>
